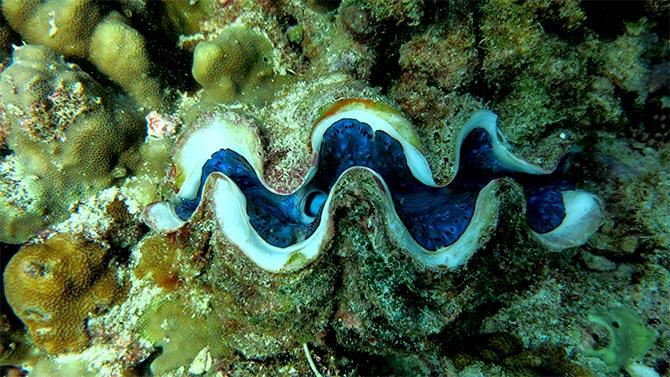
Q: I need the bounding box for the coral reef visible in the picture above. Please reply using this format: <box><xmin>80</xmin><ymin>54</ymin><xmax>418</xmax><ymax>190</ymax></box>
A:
<box><xmin>0</xmin><ymin>45</ymin><xmax>145</xmax><ymax>244</ymax></box>
<box><xmin>2</xmin><ymin>0</ymin><xmax>163</xmax><ymax>109</ymax></box>
<box><xmin>0</xmin><ymin>0</ymin><xmax>667</xmax><ymax>376</ymax></box>
<box><xmin>3</xmin><ymin>233</ymin><xmax>121</xmax><ymax>354</ymax></box>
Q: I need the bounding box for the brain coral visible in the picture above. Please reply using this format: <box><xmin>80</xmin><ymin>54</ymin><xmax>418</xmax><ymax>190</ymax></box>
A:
<box><xmin>0</xmin><ymin>45</ymin><xmax>145</xmax><ymax>244</ymax></box>
<box><xmin>3</xmin><ymin>233</ymin><xmax>121</xmax><ymax>354</ymax></box>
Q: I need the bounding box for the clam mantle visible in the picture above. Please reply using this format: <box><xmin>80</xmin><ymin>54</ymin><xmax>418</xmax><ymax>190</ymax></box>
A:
<box><xmin>144</xmin><ymin>99</ymin><xmax>603</xmax><ymax>272</ymax></box>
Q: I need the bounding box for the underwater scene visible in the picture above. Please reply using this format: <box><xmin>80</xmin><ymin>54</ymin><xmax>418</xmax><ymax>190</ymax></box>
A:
<box><xmin>0</xmin><ymin>0</ymin><xmax>668</xmax><ymax>376</ymax></box>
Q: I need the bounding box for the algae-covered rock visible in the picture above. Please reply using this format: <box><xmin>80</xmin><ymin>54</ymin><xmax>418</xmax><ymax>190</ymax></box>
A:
<box><xmin>0</xmin><ymin>45</ymin><xmax>144</xmax><ymax>243</ymax></box>
<box><xmin>477</xmin><ymin>0</ymin><xmax>648</xmax><ymax>160</ymax></box>
<box><xmin>601</xmin><ymin>18</ymin><xmax>655</xmax><ymax>106</ymax></box>
<box><xmin>397</xmin><ymin>20</ymin><xmax>478</xmax><ymax>92</ymax></box>
<box><xmin>341</xmin><ymin>0</ymin><xmax>424</xmax><ymax>26</ymax></box>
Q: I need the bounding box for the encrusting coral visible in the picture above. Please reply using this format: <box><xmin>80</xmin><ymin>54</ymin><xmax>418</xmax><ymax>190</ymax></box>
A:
<box><xmin>1</xmin><ymin>0</ymin><xmax>162</xmax><ymax>109</ymax></box>
<box><xmin>0</xmin><ymin>44</ymin><xmax>145</xmax><ymax>244</ymax></box>
<box><xmin>138</xmin><ymin>298</ymin><xmax>226</xmax><ymax>376</ymax></box>
<box><xmin>3</xmin><ymin>233</ymin><xmax>121</xmax><ymax>354</ymax></box>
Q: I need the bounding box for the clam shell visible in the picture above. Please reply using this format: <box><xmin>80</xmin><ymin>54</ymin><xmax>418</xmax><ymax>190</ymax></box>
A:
<box><xmin>144</xmin><ymin>99</ymin><xmax>603</xmax><ymax>272</ymax></box>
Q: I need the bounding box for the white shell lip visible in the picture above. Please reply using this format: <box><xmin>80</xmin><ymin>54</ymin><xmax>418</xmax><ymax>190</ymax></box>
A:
<box><xmin>174</xmin><ymin>113</ymin><xmax>265</xmax><ymax>201</ymax></box>
<box><xmin>143</xmin><ymin>201</ymin><xmax>185</xmax><ymax>233</ymax></box>
<box><xmin>143</xmin><ymin>103</ymin><xmax>604</xmax><ymax>272</ymax></box>
<box><xmin>533</xmin><ymin>190</ymin><xmax>604</xmax><ymax>251</ymax></box>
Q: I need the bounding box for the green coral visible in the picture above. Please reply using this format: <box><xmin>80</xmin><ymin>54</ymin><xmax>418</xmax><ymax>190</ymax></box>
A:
<box><xmin>585</xmin><ymin>307</ymin><xmax>656</xmax><ymax>372</ymax></box>
<box><xmin>0</xmin><ymin>45</ymin><xmax>144</xmax><ymax>243</ymax></box>
<box><xmin>139</xmin><ymin>298</ymin><xmax>226</xmax><ymax>375</ymax></box>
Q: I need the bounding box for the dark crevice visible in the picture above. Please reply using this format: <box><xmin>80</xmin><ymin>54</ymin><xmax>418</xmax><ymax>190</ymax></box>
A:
<box><xmin>469</xmin><ymin>2</ymin><xmax>492</xmax><ymax>103</ymax></box>
<box><xmin>0</xmin><ymin>243</ymin><xmax>23</xmax><ymax>329</ymax></box>
<box><xmin>368</xmin><ymin>26</ymin><xmax>411</xmax><ymax>94</ymax></box>
<box><xmin>582</xmin><ymin>1</ymin><xmax>646</xmax><ymax>40</ymax></box>
<box><xmin>129</xmin><ymin>4</ymin><xmax>197</xmax><ymax>93</ymax></box>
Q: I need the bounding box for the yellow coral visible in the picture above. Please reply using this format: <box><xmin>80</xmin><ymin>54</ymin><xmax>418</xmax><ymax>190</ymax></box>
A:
<box><xmin>2</xmin><ymin>0</ymin><xmax>101</xmax><ymax>58</ymax></box>
<box><xmin>0</xmin><ymin>45</ymin><xmax>145</xmax><ymax>243</ymax></box>
<box><xmin>2</xmin><ymin>0</ymin><xmax>162</xmax><ymax>109</ymax></box>
<box><xmin>3</xmin><ymin>233</ymin><xmax>121</xmax><ymax>354</ymax></box>
<box><xmin>134</xmin><ymin>234</ymin><xmax>184</xmax><ymax>291</ymax></box>
<box><xmin>89</xmin><ymin>12</ymin><xmax>162</xmax><ymax>110</ymax></box>
<box><xmin>191</xmin><ymin>25</ymin><xmax>277</xmax><ymax>105</ymax></box>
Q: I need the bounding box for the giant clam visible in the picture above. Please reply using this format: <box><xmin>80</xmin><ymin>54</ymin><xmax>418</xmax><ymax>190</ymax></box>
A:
<box><xmin>144</xmin><ymin>98</ymin><xmax>603</xmax><ymax>273</ymax></box>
